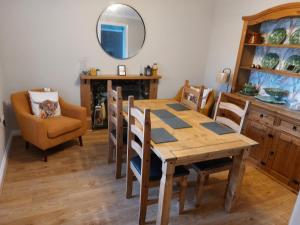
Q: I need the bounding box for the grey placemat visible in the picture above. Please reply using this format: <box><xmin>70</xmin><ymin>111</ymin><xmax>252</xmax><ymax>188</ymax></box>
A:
<box><xmin>152</xmin><ymin>109</ymin><xmax>174</xmax><ymax>118</ymax></box>
<box><xmin>151</xmin><ymin>128</ymin><xmax>178</xmax><ymax>144</ymax></box>
<box><xmin>164</xmin><ymin>117</ymin><xmax>192</xmax><ymax>129</ymax></box>
<box><xmin>201</xmin><ymin>122</ymin><xmax>235</xmax><ymax>135</ymax></box>
<box><xmin>167</xmin><ymin>103</ymin><xmax>190</xmax><ymax>111</ymax></box>
<box><xmin>153</xmin><ymin>109</ymin><xmax>192</xmax><ymax>129</ymax></box>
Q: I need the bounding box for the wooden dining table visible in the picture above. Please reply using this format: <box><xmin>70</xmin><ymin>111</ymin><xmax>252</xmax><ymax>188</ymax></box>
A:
<box><xmin>123</xmin><ymin>99</ymin><xmax>257</xmax><ymax>225</ymax></box>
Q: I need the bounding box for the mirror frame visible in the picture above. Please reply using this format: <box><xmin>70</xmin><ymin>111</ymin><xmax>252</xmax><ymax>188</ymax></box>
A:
<box><xmin>96</xmin><ymin>3</ymin><xmax>146</xmax><ymax>60</ymax></box>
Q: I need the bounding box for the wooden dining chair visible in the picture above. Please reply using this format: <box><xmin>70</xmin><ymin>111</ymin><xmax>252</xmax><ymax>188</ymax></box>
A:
<box><xmin>107</xmin><ymin>80</ymin><xmax>125</xmax><ymax>179</ymax></box>
<box><xmin>125</xmin><ymin>96</ymin><xmax>190</xmax><ymax>225</ymax></box>
<box><xmin>192</xmin><ymin>93</ymin><xmax>250</xmax><ymax>207</ymax></box>
<box><xmin>181</xmin><ymin>80</ymin><xmax>204</xmax><ymax>111</ymax></box>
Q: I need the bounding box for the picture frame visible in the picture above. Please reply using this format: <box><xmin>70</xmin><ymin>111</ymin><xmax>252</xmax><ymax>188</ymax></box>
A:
<box><xmin>117</xmin><ymin>65</ymin><xmax>126</xmax><ymax>76</ymax></box>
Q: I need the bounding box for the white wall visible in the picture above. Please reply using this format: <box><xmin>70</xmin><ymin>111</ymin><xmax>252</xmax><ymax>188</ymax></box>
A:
<box><xmin>0</xmin><ymin>62</ymin><xmax>5</xmax><ymax>168</ymax></box>
<box><xmin>0</xmin><ymin>0</ymin><xmax>213</xmax><ymax>106</ymax></box>
<box><xmin>203</xmin><ymin>0</ymin><xmax>300</xmax><ymax>90</ymax></box>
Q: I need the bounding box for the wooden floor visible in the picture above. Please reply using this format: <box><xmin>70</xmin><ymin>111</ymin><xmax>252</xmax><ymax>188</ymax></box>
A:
<box><xmin>0</xmin><ymin>130</ymin><xmax>297</xmax><ymax>225</ymax></box>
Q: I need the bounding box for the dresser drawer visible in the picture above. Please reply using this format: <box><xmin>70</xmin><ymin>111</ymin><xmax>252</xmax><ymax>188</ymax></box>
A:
<box><xmin>248</xmin><ymin>109</ymin><xmax>275</xmax><ymax>127</ymax></box>
<box><xmin>278</xmin><ymin>120</ymin><xmax>300</xmax><ymax>137</ymax></box>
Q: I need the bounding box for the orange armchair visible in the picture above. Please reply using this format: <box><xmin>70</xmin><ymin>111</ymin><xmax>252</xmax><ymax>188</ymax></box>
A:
<box><xmin>11</xmin><ymin>90</ymin><xmax>88</xmax><ymax>161</ymax></box>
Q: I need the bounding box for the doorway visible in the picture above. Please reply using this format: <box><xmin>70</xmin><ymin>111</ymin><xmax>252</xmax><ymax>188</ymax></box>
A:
<box><xmin>100</xmin><ymin>24</ymin><xmax>128</xmax><ymax>58</ymax></box>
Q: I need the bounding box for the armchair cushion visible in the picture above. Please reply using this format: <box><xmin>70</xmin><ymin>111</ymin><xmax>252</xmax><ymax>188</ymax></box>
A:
<box><xmin>28</xmin><ymin>91</ymin><xmax>61</xmax><ymax>118</ymax></box>
<box><xmin>44</xmin><ymin>116</ymin><xmax>82</xmax><ymax>138</ymax></box>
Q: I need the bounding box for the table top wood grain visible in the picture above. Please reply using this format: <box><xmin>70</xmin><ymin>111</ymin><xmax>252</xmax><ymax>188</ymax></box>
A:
<box><xmin>124</xmin><ymin>99</ymin><xmax>257</xmax><ymax>165</ymax></box>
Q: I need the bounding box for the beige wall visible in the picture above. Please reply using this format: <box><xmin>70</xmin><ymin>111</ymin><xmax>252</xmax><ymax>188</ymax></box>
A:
<box><xmin>0</xmin><ymin>0</ymin><xmax>213</xmax><ymax>105</ymax></box>
<box><xmin>203</xmin><ymin>0</ymin><xmax>300</xmax><ymax>91</ymax></box>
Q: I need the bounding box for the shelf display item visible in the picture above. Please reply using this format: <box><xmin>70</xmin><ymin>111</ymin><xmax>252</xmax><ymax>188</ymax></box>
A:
<box><xmin>289</xmin><ymin>28</ymin><xmax>300</xmax><ymax>45</ymax></box>
<box><xmin>261</xmin><ymin>53</ymin><xmax>280</xmax><ymax>69</ymax></box>
<box><xmin>268</xmin><ymin>28</ymin><xmax>287</xmax><ymax>44</ymax></box>
<box><xmin>283</xmin><ymin>55</ymin><xmax>300</xmax><ymax>72</ymax></box>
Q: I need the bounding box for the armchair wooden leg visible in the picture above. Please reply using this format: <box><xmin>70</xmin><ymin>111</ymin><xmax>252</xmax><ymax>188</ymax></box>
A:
<box><xmin>195</xmin><ymin>172</ymin><xmax>206</xmax><ymax>207</ymax></box>
<box><xmin>78</xmin><ymin>136</ymin><xmax>83</xmax><ymax>147</ymax></box>
<box><xmin>25</xmin><ymin>141</ymin><xmax>29</xmax><ymax>149</ymax></box>
<box><xmin>178</xmin><ymin>176</ymin><xmax>188</xmax><ymax>214</ymax></box>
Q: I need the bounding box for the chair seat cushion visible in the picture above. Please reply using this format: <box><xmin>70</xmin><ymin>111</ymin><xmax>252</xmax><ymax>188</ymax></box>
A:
<box><xmin>44</xmin><ymin>116</ymin><xmax>82</xmax><ymax>138</ymax></box>
<box><xmin>131</xmin><ymin>154</ymin><xmax>189</xmax><ymax>181</ymax></box>
<box><xmin>192</xmin><ymin>157</ymin><xmax>233</xmax><ymax>171</ymax></box>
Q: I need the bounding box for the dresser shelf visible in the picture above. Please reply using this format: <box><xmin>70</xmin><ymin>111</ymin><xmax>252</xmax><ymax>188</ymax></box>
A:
<box><xmin>240</xmin><ymin>66</ymin><xmax>300</xmax><ymax>78</ymax></box>
<box><xmin>244</xmin><ymin>43</ymin><xmax>300</xmax><ymax>49</ymax></box>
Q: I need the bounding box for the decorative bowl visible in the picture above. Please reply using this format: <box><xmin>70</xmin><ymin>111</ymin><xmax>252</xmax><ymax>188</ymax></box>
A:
<box><xmin>264</xmin><ymin>88</ymin><xmax>289</xmax><ymax>100</ymax></box>
<box><xmin>261</xmin><ymin>53</ymin><xmax>280</xmax><ymax>69</ymax></box>
<box><xmin>289</xmin><ymin>28</ymin><xmax>300</xmax><ymax>45</ymax></box>
<box><xmin>268</xmin><ymin>28</ymin><xmax>287</xmax><ymax>44</ymax></box>
<box><xmin>240</xmin><ymin>83</ymin><xmax>258</xmax><ymax>96</ymax></box>
<box><xmin>283</xmin><ymin>55</ymin><xmax>300</xmax><ymax>73</ymax></box>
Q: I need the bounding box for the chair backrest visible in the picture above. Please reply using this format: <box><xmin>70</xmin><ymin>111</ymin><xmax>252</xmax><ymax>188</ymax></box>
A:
<box><xmin>213</xmin><ymin>93</ymin><xmax>250</xmax><ymax>133</ymax></box>
<box><xmin>107</xmin><ymin>80</ymin><xmax>123</xmax><ymax>146</ymax></box>
<box><xmin>127</xmin><ymin>96</ymin><xmax>151</xmax><ymax>184</ymax></box>
<box><xmin>181</xmin><ymin>80</ymin><xmax>204</xmax><ymax>111</ymax></box>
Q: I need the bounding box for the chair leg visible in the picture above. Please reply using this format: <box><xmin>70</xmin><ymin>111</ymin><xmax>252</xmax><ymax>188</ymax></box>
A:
<box><xmin>107</xmin><ymin>138</ymin><xmax>114</xmax><ymax>163</ymax></box>
<box><xmin>178</xmin><ymin>176</ymin><xmax>188</xmax><ymax>214</ymax></box>
<box><xmin>138</xmin><ymin>185</ymin><xmax>149</xmax><ymax>225</ymax></box>
<box><xmin>78</xmin><ymin>136</ymin><xmax>83</xmax><ymax>147</ymax></box>
<box><xmin>195</xmin><ymin>172</ymin><xmax>206</xmax><ymax>207</ymax></box>
<box><xmin>126</xmin><ymin>166</ymin><xmax>134</xmax><ymax>199</ymax></box>
<box><xmin>115</xmin><ymin>144</ymin><xmax>123</xmax><ymax>179</ymax></box>
<box><xmin>43</xmin><ymin>151</ymin><xmax>48</xmax><ymax>162</ymax></box>
<box><xmin>25</xmin><ymin>141</ymin><xmax>29</xmax><ymax>149</ymax></box>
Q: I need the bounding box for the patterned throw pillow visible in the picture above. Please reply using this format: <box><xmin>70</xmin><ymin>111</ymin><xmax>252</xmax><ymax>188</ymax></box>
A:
<box><xmin>28</xmin><ymin>91</ymin><xmax>61</xmax><ymax>119</ymax></box>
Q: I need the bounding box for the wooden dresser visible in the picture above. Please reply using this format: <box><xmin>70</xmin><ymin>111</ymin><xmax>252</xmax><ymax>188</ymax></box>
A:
<box><xmin>231</xmin><ymin>3</ymin><xmax>300</xmax><ymax>192</ymax></box>
<box><xmin>225</xmin><ymin>93</ymin><xmax>300</xmax><ymax>192</ymax></box>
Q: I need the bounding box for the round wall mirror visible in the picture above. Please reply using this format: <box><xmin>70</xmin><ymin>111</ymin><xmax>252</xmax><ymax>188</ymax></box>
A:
<box><xmin>96</xmin><ymin>4</ymin><xmax>146</xmax><ymax>60</ymax></box>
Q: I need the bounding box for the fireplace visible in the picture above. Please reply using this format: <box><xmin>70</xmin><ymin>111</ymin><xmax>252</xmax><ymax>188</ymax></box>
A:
<box><xmin>80</xmin><ymin>75</ymin><xmax>161</xmax><ymax>129</ymax></box>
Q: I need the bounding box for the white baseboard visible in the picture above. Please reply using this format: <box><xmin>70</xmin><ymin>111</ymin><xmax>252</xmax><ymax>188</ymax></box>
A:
<box><xmin>0</xmin><ymin>129</ymin><xmax>21</xmax><ymax>192</ymax></box>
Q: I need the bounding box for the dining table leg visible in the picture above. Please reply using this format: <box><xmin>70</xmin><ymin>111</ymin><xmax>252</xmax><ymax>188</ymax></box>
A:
<box><xmin>225</xmin><ymin>148</ymin><xmax>250</xmax><ymax>212</ymax></box>
<box><xmin>156</xmin><ymin>160</ymin><xmax>175</xmax><ymax>225</ymax></box>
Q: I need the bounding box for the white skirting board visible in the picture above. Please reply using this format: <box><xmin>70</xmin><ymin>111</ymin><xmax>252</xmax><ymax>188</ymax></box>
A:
<box><xmin>0</xmin><ymin>130</ymin><xmax>20</xmax><ymax>192</ymax></box>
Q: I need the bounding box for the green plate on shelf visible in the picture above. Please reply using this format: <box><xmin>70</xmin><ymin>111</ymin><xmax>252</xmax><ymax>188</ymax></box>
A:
<box><xmin>255</xmin><ymin>95</ymin><xmax>287</xmax><ymax>104</ymax></box>
<box><xmin>268</xmin><ymin>28</ymin><xmax>287</xmax><ymax>44</ymax></box>
<box><xmin>289</xmin><ymin>28</ymin><xmax>300</xmax><ymax>45</ymax></box>
<box><xmin>283</xmin><ymin>55</ymin><xmax>300</xmax><ymax>73</ymax></box>
<box><xmin>261</xmin><ymin>53</ymin><xmax>280</xmax><ymax>69</ymax></box>
<box><xmin>239</xmin><ymin>90</ymin><xmax>258</xmax><ymax>96</ymax></box>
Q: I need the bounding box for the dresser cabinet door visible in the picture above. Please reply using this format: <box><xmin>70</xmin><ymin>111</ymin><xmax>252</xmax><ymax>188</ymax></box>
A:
<box><xmin>245</xmin><ymin>121</ymin><xmax>271</xmax><ymax>166</ymax></box>
<box><xmin>269</xmin><ymin>133</ymin><xmax>295</xmax><ymax>183</ymax></box>
<box><xmin>290</xmin><ymin>139</ymin><xmax>300</xmax><ymax>191</ymax></box>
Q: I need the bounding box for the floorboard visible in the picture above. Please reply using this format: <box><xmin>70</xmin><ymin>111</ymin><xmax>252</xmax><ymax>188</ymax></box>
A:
<box><xmin>0</xmin><ymin>130</ymin><xmax>297</xmax><ymax>225</ymax></box>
